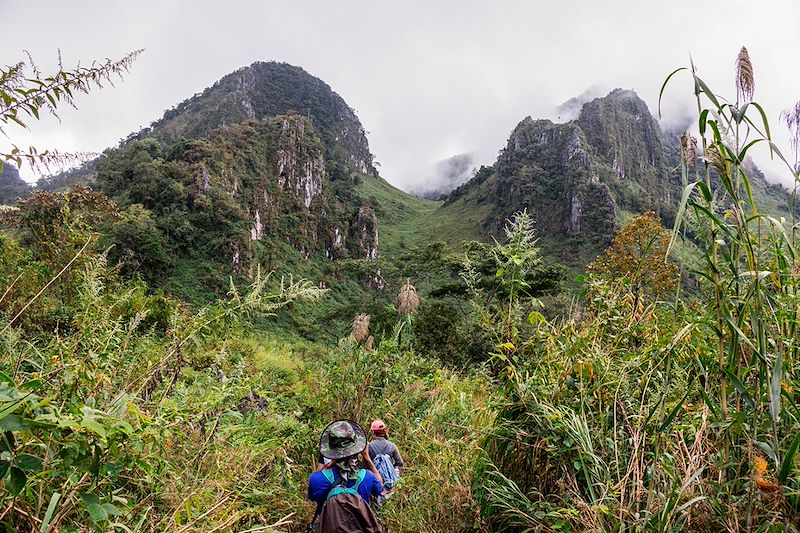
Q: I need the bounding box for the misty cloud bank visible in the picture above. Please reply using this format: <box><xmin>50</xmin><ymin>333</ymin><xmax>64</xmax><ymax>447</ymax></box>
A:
<box><xmin>3</xmin><ymin>1</ymin><xmax>799</xmax><ymax>191</ymax></box>
<box><xmin>555</xmin><ymin>85</ymin><xmax>607</xmax><ymax>122</ymax></box>
<box><xmin>407</xmin><ymin>153</ymin><xmax>476</xmax><ymax>200</ymax></box>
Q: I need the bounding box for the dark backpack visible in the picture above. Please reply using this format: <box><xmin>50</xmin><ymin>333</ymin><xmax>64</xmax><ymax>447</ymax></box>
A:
<box><xmin>316</xmin><ymin>469</ymin><xmax>382</xmax><ymax>533</ymax></box>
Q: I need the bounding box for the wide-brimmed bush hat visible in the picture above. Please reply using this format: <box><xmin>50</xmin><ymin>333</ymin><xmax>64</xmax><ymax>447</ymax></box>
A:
<box><xmin>319</xmin><ymin>420</ymin><xmax>367</xmax><ymax>460</ymax></box>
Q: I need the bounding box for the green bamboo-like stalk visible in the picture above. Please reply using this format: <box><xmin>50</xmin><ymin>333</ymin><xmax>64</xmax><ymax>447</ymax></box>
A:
<box><xmin>664</xmin><ymin>50</ymin><xmax>800</xmax><ymax>526</ymax></box>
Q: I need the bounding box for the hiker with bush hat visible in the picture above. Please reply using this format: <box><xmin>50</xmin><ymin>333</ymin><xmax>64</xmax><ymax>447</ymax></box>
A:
<box><xmin>307</xmin><ymin>420</ymin><xmax>383</xmax><ymax>532</ymax></box>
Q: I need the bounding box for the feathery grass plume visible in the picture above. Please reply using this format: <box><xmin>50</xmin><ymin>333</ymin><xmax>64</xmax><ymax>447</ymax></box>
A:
<box><xmin>396</xmin><ymin>278</ymin><xmax>420</xmax><ymax>316</ymax></box>
<box><xmin>705</xmin><ymin>142</ymin><xmax>728</xmax><ymax>178</ymax></box>
<box><xmin>350</xmin><ymin>313</ymin><xmax>371</xmax><ymax>342</ymax></box>
<box><xmin>781</xmin><ymin>101</ymin><xmax>800</xmax><ymax>163</ymax></box>
<box><xmin>364</xmin><ymin>335</ymin><xmax>375</xmax><ymax>352</ymax></box>
<box><xmin>680</xmin><ymin>131</ymin><xmax>698</xmax><ymax>168</ymax></box>
<box><xmin>735</xmin><ymin>46</ymin><xmax>754</xmax><ymax>103</ymax></box>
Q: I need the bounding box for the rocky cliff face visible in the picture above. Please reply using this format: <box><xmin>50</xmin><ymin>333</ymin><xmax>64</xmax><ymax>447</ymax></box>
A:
<box><xmin>96</xmin><ymin>111</ymin><xmax>382</xmax><ymax>285</ymax></box>
<box><xmin>88</xmin><ymin>60</ymin><xmax>390</xmax><ymax>292</ymax></box>
<box><xmin>354</xmin><ymin>206</ymin><xmax>379</xmax><ymax>260</ymax></box>
<box><xmin>138</xmin><ymin>61</ymin><xmax>378</xmax><ymax>179</ymax></box>
<box><xmin>444</xmin><ymin>89</ymin><xmax>677</xmax><ymax>263</ymax></box>
<box><xmin>577</xmin><ymin>89</ymin><xmax>677</xmax><ymax>215</ymax></box>
<box><xmin>275</xmin><ymin>114</ymin><xmax>326</xmax><ymax>210</ymax></box>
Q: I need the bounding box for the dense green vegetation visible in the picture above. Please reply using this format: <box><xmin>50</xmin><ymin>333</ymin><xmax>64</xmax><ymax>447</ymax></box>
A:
<box><xmin>5</xmin><ymin>46</ymin><xmax>800</xmax><ymax>533</ymax></box>
<box><xmin>0</xmin><ymin>189</ymin><xmax>495</xmax><ymax>530</ymax></box>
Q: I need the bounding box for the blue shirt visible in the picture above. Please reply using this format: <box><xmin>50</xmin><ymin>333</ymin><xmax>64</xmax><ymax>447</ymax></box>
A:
<box><xmin>307</xmin><ymin>467</ymin><xmax>383</xmax><ymax>508</ymax></box>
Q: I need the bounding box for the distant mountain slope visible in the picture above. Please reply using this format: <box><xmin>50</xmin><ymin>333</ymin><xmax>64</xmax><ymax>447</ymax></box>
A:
<box><xmin>45</xmin><ymin>62</ymin><xmax>379</xmax><ymax>192</ymax></box>
<box><xmin>76</xmin><ymin>61</ymin><xmax>441</xmax><ymax>305</ymax></box>
<box><xmin>131</xmin><ymin>61</ymin><xmax>378</xmax><ymax>178</ymax></box>
<box><xmin>0</xmin><ymin>163</ymin><xmax>31</xmax><ymax>204</ymax></box>
<box><xmin>432</xmin><ymin>88</ymin><xmax>792</xmax><ymax>268</ymax></box>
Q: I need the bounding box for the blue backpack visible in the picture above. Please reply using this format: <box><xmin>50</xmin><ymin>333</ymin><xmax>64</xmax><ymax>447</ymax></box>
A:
<box><xmin>372</xmin><ymin>454</ymin><xmax>399</xmax><ymax>490</ymax></box>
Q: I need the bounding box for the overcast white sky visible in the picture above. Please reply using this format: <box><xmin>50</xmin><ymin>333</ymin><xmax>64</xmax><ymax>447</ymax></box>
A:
<box><xmin>2</xmin><ymin>1</ymin><xmax>799</xmax><ymax>189</ymax></box>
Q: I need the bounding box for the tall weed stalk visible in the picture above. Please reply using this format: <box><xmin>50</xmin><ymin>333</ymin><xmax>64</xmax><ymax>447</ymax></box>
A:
<box><xmin>663</xmin><ymin>47</ymin><xmax>800</xmax><ymax>525</ymax></box>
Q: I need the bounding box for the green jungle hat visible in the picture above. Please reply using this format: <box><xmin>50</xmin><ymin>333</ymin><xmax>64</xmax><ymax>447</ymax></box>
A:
<box><xmin>319</xmin><ymin>420</ymin><xmax>367</xmax><ymax>460</ymax></box>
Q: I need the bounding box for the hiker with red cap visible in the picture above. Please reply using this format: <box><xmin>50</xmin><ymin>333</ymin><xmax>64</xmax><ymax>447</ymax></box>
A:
<box><xmin>307</xmin><ymin>420</ymin><xmax>383</xmax><ymax>532</ymax></box>
<box><xmin>367</xmin><ymin>419</ymin><xmax>404</xmax><ymax>494</ymax></box>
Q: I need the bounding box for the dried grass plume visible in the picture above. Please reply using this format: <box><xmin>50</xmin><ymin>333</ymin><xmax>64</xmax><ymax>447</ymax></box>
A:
<box><xmin>680</xmin><ymin>131</ymin><xmax>698</xmax><ymax>168</ymax></box>
<box><xmin>735</xmin><ymin>46</ymin><xmax>754</xmax><ymax>103</ymax></box>
<box><xmin>781</xmin><ymin>101</ymin><xmax>800</xmax><ymax>161</ymax></box>
<box><xmin>350</xmin><ymin>314</ymin><xmax>371</xmax><ymax>342</ymax></box>
<box><xmin>396</xmin><ymin>279</ymin><xmax>420</xmax><ymax>316</ymax></box>
<box><xmin>706</xmin><ymin>143</ymin><xmax>728</xmax><ymax>179</ymax></box>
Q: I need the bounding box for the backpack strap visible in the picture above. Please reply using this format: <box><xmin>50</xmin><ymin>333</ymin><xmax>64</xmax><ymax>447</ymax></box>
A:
<box><xmin>325</xmin><ymin>469</ymin><xmax>368</xmax><ymax>501</ymax></box>
<box><xmin>351</xmin><ymin>469</ymin><xmax>367</xmax><ymax>492</ymax></box>
<box><xmin>310</xmin><ymin>468</ymin><xmax>344</xmax><ymax>524</ymax></box>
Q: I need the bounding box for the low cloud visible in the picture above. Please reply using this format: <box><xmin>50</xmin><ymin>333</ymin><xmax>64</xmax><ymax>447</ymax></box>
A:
<box><xmin>555</xmin><ymin>85</ymin><xmax>607</xmax><ymax>122</ymax></box>
<box><xmin>408</xmin><ymin>153</ymin><xmax>476</xmax><ymax>199</ymax></box>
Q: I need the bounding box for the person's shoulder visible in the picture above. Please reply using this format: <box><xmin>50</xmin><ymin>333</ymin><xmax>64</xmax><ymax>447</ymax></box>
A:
<box><xmin>309</xmin><ymin>470</ymin><xmax>331</xmax><ymax>485</ymax></box>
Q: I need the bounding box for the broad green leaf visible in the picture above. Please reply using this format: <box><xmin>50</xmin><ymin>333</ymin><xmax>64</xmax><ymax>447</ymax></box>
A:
<box><xmin>732</xmin><ymin>103</ymin><xmax>749</xmax><ymax>124</ymax></box>
<box><xmin>495</xmin><ymin>342</ymin><xmax>515</xmax><ymax>353</ymax></box>
<box><xmin>86</xmin><ymin>502</ymin><xmax>108</xmax><ymax>523</ymax></box>
<box><xmin>698</xmin><ymin>387</ymin><xmax>720</xmax><ymax>420</ymax></box>
<box><xmin>0</xmin><ymin>414</ymin><xmax>30</xmax><ymax>431</ymax></box>
<box><xmin>658</xmin><ymin>67</ymin><xmax>687</xmax><ymax>118</ymax></box>
<box><xmin>20</xmin><ymin>379</ymin><xmax>42</xmax><ymax>391</ymax></box>
<box><xmin>81</xmin><ymin>492</ymin><xmax>101</xmax><ymax>506</ymax></box>
<box><xmin>658</xmin><ymin>387</ymin><xmax>692</xmax><ymax>433</ymax></box>
<box><xmin>0</xmin><ymin>459</ymin><xmax>9</xmax><ymax>479</ymax></box>
<box><xmin>725</xmin><ymin>370</ymin><xmax>755</xmax><ymax>409</ymax></box>
<box><xmin>101</xmin><ymin>503</ymin><xmax>120</xmax><ymax>517</ymax></box>
<box><xmin>699</xmin><ymin>109</ymin><xmax>709</xmax><ymax>136</ymax></box>
<box><xmin>0</xmin><ymin>431</ymin><xmax>14</xmax><ymax>452</ymax></box>
<box><xmin>756</xmin><ymin>441</ymin><xmax>778</xmax><ymax>465</ymax></box>
<box><xmin>14</xmin><ymin>454</ymin><xmax>42</xmax><ymax>472</ymax></box>
<box><xmin>668</xmin><ymin>182</ymin><xmax>699</xmax><ymax>255</ymax></box>
<box><xmin>746</xmin><ymin>101</ymin><xmax>772</xmax><ymax>140</ymax></box>
<box><xmin>528</xmin><ymin>311</ymin><xmax>546</xmax><ymax>325</ymax></box>
<box><xmin>696</xmin><ymin>76</ymin><xmax>722</xmax><ymax>111</ymax></box>
<box><xmin>82</xmin><ymin>419</ymin><xmax>107</xmax><ymax>438</ymax></box>
<box><xmin>7</xmin><ymin>466</ymin><xmax>26</xmax><ymax>495</ymax></box>
<box><xmin>737</xmin><ymin>138</ymin><xmax>762</xmax><ymax>163</ymax></box>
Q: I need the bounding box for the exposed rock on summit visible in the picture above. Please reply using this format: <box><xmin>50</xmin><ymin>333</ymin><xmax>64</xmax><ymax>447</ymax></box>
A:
<box><xmin>138</xmin><ymin>61</ymin><xmax>379</xmax><ymax>180</ymax></box>
<box><xmin>443</xmin><ymin>88</ymin><xmax>674</xmax><ymax>263</ymax></box>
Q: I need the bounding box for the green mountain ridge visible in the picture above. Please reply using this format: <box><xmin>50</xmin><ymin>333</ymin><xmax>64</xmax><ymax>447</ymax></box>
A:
<box><xmin>130</xmin><ymin>61</ymin><xmax>378</xmax><ymax>179</ymax></box>
<box><xmin>22</xmin><ymin>68</ymin><xmax>800</xmax><ymax>294</ymax></box>
<box><xmin>435</xmin><ymin>88</ymin><xmax>797</xmax><ymax>271</ymax></box>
